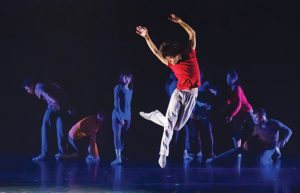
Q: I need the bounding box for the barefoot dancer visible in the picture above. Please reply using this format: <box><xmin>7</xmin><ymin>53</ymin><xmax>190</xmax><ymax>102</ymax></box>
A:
<box><xmin>111</xmin><ymin>73</ymin><xmax>133</xmax><ymax>165</ymax></box>
<box><xmin>23</xmin><ymin>77</ymin><xmax>72</xmax><ymax>161</ymax></box>
<box><xmin>136</xmin><ymin>14</ymin><xmax>201</xmax><ymax>168</ymax></box>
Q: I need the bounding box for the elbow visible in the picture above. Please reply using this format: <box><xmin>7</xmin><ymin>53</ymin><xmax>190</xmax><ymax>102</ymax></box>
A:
<box><xmin>191</xmin><ymin>29</ymin><xmax>196</xmax><ymax>36</ymax></box>
<box><xmin>191</xmin><ymin>28</ymin><xmax>196</xmax><ymax>36</ymax></box>
<box><xmin>235</xmin><ymin>103</ymin><xmax>242</xmax><ymax>112</ymax></box>
<box><xmin>68</xmin><ymin>129</ymin><xmax>75</xmax><ymax>139</ymax></box>
<box><xmin>189</xmin><ymin>30</ymin><xmax>196</xmax><ymax>39</ymax></box>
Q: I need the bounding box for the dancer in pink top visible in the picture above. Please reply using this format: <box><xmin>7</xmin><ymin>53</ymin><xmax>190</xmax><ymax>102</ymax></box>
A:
<box><xmin>225</xmin><ymin>70</ymin><xmax>253</xmax><ymax>149</ymax></box>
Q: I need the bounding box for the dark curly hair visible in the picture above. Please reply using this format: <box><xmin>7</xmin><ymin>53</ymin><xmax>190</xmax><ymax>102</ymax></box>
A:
<box><xmin>159</xmin><ymin>42</ymin><xmax>189</xmax><ymax>60</ymax></box>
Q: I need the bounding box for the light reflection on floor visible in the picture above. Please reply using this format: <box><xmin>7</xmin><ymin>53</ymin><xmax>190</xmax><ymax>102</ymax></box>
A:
<box><xmin>0</xmin><ymin>156</ymin><xmax>299</xmax><ymax>193</ymax></box>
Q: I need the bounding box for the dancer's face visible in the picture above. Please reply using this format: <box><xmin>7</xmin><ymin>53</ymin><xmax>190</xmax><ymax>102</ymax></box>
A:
<box><xmin>253</xmin><ymin>113</ymin><xmax>266</xmax><ymax>125</ymax></box>
<box><xmin>165</xmin><ymin>55</ymin><xmax>181</xmax><ymax>65</ymax></box>
<box><xmin>24</xmin><ymin>85</ymin><xmax>35</xmax><ymax>95</ymax></box>
<box><xmin>226</xmin><ymin>74</ymin><xmax>237</xmax><ymax>86</ymax></box>
<box><xmin>122</xmin><ymin>76</ymin><xmax>132</xmax><ymax>85</ymax></box>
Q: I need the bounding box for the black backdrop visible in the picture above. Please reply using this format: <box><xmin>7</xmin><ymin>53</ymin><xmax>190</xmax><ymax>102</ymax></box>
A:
<box><xmin>0</xmin><ymin>0</ymin><xmax>299</xmax><ymax>160</ymax></box>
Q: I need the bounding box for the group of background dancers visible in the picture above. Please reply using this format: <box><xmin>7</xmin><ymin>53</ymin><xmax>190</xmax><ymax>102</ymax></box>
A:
<box><xmin>23</xmin><ymin>14</ymin><xmax>292</xmax><ymax>168</ymax></box>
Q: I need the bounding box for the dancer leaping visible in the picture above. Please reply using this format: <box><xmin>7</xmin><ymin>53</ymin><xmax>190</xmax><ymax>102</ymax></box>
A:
<box><xmin>136</xmin><ymin>14</ymin><xmax>201</xmax><ymax>168</ymax></box>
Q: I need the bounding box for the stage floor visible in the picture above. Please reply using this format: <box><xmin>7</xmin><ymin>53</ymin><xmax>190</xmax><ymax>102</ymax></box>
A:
<box><xmin>0</xmin><ymin>156</ymin><xmax>299</xmax><ymax>193</ymax></box>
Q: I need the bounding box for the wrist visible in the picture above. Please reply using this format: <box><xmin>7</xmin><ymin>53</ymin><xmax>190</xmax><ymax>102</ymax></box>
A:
<box><xmin>283</xmin><ymin>140</ymin><xmax>287</xmax><ymax>145</ymax></box>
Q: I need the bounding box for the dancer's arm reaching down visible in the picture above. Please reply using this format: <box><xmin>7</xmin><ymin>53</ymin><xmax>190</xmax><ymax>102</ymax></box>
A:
<box><xmin>89</xmin><ymin>133</ymin><xmax>99</xmax><ymax>157</ymax></box>
<box><xmin>276</xmin><ymin>120</ymin><xmax>292</xmax><ymax>148</ymax></box>
<box><xmin>168</xmin><ymin>14</ymin><xmax>196</xmax><ymax>49</ymax></box>
<box><xmin>136</xmin><ymin>26</ymin><xmax>168</xmax><ymax>66</ymax></box>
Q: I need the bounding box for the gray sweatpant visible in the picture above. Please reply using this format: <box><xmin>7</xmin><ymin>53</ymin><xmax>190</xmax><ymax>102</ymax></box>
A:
<box><xmin>145</xmin><ymin>88</ymin><xmax>198</xmax><ymax>156</ymax></box>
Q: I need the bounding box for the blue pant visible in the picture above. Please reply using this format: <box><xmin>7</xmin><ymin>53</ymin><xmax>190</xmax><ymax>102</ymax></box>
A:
<box><xmin>40</xmin><ymin>108</ymin><xmax>66</xmax><ymax>156</ymax></box>
<box><xmin>112</xmin><ymin>119</ymin><xmax>131</xmax><ymax>149</ymax></box>
<box><xmin>258</xmin><ymin>149</ymin><xmax>275</xmax><ymax>165</ymax></box>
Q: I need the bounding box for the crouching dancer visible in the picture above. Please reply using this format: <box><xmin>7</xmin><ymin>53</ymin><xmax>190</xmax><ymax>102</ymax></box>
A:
<box><xmin>207</xmin><ymin>108</ymin><xmax>292</xmax><ymax>165</ymax></box>
<box><xmin>68</xmin><ymin>111</ymin><xmax>105</xmax><ymax>163</ymax></box>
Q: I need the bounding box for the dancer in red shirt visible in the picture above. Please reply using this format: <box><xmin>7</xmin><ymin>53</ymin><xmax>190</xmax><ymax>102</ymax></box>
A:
<box><xmin>136</xmin><ymin>14</ymin><xmax>201</xmax><ymax>168</ymax></box>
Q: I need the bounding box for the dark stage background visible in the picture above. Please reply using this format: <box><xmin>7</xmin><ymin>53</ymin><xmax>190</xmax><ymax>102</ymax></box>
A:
<box><xmin>0</xmin><ymin>0</ymin><xmax>299</xmax><ymax>160</ymax></box>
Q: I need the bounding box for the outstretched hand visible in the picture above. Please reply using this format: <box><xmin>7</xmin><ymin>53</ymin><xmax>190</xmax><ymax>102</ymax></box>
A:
<box><xmin>136</xmin><ymin>26</ymin><xmax>148</xmax><ymax>38</ymax></box>
<box><xmin>168</xmin><ymin>14</ymin><xmax>182</xmax><ymax>23</ymax></box>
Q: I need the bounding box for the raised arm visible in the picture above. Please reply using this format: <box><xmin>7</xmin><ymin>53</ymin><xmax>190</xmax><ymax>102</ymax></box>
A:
<box><xmin>168</xmin><ymin>14</ymin><xmax>196</xmax><ymax>49</ymax></box>
<box><xmin>136</xmin><ymin>26</ymin><xmax>168</xmax><ymax>66</ymax></box>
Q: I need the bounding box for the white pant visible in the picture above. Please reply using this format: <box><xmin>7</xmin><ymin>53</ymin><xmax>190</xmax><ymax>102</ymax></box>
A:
<box><xmin>146</xmin><ymin>88</ymin><xmax>198</xmax><ymax>156</ymax></box>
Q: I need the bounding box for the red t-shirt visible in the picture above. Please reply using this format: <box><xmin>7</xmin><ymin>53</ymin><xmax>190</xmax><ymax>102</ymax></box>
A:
<box><xmin>168</xmin><ymin>49</ymin><xmax>201</xmax><ymax>90</ymax></box>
